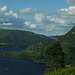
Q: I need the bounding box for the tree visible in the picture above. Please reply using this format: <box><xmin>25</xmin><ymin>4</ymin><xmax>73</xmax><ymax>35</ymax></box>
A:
<box><xmin>44</xmin><ymin>41</ymin><xmax>65</xmax><ymax>72</ymax></box>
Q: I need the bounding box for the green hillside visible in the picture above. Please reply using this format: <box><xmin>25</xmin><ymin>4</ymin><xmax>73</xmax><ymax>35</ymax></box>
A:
<box><xmin>0</xmin><ymin>29</ymin><xmax>54</xmax><ymax>48</ymax></box>
<box><xmin>44</xmin><ymin>67</ymin><xmax>75</xmax><ymax>75</ymax></box>
<box><xmin>0</xmin><ymin>42</ymin><xmax>51</xmax><ymax>63</ymax></box>
<box><xmin>59</xmin><ymin>26</ymin><xmax>75</xmax><ymax>66</ymax></box>
<box><xmin>0</xmin><ymin>27</ymin><xmax>75</xmax><ymax>75</ymax></box>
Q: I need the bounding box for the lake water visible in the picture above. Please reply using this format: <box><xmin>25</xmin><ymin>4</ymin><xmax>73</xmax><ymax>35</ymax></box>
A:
<box><xmin>0</xmin><ymin>48</ymin><xmax>46</xmax><ymax>75</ymax></box>
<box><xmin>0</xmin><ymin>47</ymin><xmax>26</xmax><ymax>54</ymax></box>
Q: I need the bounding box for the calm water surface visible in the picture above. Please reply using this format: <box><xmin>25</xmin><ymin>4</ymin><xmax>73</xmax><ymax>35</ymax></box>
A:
<box><xmin>0</xmin><ymin>47</ymin><xmax>26</xmax><ymax>54</ymax></box>
<box><xmin>0</xmin><ymin>48</ymin><xmax>46</xmax><ymax>75</ymax></box>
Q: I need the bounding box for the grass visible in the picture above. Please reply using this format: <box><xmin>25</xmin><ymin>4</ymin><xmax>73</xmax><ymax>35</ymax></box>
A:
<box><xmin>44</xmin><ymin>67</ymin><xmax>75</xmax><ymax>75</ymax></box>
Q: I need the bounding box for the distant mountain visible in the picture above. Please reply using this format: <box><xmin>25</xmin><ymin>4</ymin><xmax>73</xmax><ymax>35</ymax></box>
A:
<box><xmin>59</xmin><ymin>26</ymin><xmax>75</xmax><ymax>66</ymax></box>
<box><xmin>50</xmin><ymin>35</ymin><xmax>62</xmax><ymax>40</ymax></box>
<box><xmin>0</xmin><ymin>29</ymin><xmax>54</xmax><ymax>48</ymax></box>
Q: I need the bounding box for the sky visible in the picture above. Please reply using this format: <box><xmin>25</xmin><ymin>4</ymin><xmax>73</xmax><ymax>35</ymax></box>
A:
<box><xmin>0</xmin><ymin>0</ymin><xmax>75</xmax><ymax>36</ymax></box>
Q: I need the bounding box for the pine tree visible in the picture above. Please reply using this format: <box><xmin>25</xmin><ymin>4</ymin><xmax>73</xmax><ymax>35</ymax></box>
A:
<box><xmin>44</xmin><ymin>41</ymin><xmax>65</xmax><ymax>72</ymax></box>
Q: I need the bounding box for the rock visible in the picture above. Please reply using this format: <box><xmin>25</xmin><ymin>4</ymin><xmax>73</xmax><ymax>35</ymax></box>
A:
<box><xmin>6</xmin><ymin>67</ymin><xmax>13</xmax><ymax>71</ymax></box>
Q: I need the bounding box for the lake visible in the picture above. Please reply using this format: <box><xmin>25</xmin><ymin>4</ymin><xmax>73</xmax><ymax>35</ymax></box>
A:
<box><xmin>0</xmin><ymin>48</ymin><xmax>46</xmax><ymax>75</ymax></box>
<box><xmin>0</xmin><ymin>47</ymin><xmax>26</xmax><ymax>54</ymax></box>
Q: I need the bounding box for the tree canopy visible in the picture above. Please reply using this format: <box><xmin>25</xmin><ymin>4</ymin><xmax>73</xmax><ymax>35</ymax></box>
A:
<box><xmin>44</xmin><ymin>41</ymin><xmax>65</xmax><ymax>71</ymax></box>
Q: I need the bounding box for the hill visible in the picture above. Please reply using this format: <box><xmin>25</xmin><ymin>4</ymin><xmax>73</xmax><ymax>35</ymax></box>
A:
<box><xmin>0</xmin><ymin>29</ymin><xmax>54</xmax><ymax>48</ymax></box>
<box><xmin>59</xmin><ymin>26</ymin><xmax>75</xmax><ymax>66</ymax></box>
<box><xmin>0</xmin><ymin>42</ymin><xmax>51</xmax><ymax>63</ymax></box>
<box><xmin>50</xmin><ymin>35</ymin><xmax>62</xmax><ymax>40</ymax></box>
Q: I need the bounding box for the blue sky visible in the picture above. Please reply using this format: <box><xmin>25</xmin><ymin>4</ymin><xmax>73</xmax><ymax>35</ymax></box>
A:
<box><xmin>0</xmin><ymin>0</ymin><xmax>75</xmax><ymax>36</ymax></box>
<box><xmin>8</xmin><ymin>0</ymin><xmax>68</xmax><ymax>12</ymax></box>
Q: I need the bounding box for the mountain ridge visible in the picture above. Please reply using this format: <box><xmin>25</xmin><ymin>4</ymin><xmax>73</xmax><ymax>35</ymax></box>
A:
<box><xmin>59</xmin><ymin>26</ymin><xmax>75</xmax><ymax>66</ymax></box>
<box><xmin>0</xmin><ymin>29</ymin><xmax>54</xmax><ymax>48</ymax></box>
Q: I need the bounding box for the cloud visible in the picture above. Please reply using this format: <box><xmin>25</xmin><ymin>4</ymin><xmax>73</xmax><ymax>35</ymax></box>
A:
<box><xmin>24</xmin><ymin>21</ymin><xmax>31</xmax><ymax>26</ymax></box>
<box><xmin>24</xmin><ymin>21</ymin><xmax>37</xmax><ymax>29</ymax></box>
<box><xmin>5</xmin><ymin>11</ymin><xmax>18</xmax><ymax>18</ymax></box>
<box><xmin>0</xmin><ymin>23</ymin><xmax>12</xmax><ymax>25</ymax></box>
<box><xmin>1</xmin><ymin>6</ymin><xmax>7</xmax><ymax>11</ymax></box>
<box><xmin>0</xmin><ymin>6</ymin><xmax>26</xmax><ymax>30</ymax></box>
<box><xmin>32</xmin><ymin>6</ymin><xmax>75</xmax><ymax>35</ymax></box>
<box><xmin>24</xmin><ymin>6</ymin><xmax>75</xmax><ymax>36</ymax></box>
<box><xmin>30</xmin><ymin>24</ymin><xmax>37</xmax><ymax>28</ymax></box>
<box><xmin>34</xmin><ymin>12</ymin><xmax>50</xmax><ymax>22</ymax></box>
<box><xmin>0</xmin><ymin>6</ymin><xmax>75</xmax><ymax>36</ymax></box>
<box><xmin>0</xmin><ymin>6</ymin><xmax>18</xmax><ymax>19</ymax></box>
<box><xmin>66</xmin><ymin>0</ymin><xmax>75</xmax><ymax>5</ymax></box>
<box><xmin>18</xmin><ymin>8</ymin><xmax>36</xmax><ymax>15</ymax></box>
<box><xmin>56</xmin><ymin>6</ymin><xmax>75</xmax><ymax>25</ymax></box>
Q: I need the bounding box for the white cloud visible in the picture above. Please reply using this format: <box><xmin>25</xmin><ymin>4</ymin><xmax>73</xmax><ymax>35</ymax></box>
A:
<box><xmin>57</xmin><ymin>6</ymin><xmax>75</xmax><ymax>25</ymax></box>
<box><xmin>5</xmin><ymin>11</ymin><xmax>18</xmax><ymax>18</ymax></box>
<box><xmin>30</xmin><ymin>24</ymin><xmax>37</xmax><ymax>28</ymax></box>
<box><xmin>0</xmin><ymin>23</ymin><xmax>12</xmax><ymax>25</ymax></box>
<box><xmin>0</xmin><ymin>6</ymin><xmax>75</xmax><ymax>36</ymax></box>
<box><xmin>34</xmin><ymin>12</ymin><xmax>50</xmax><ymax>22</ymax></box>
<box><xmin>18</xmin><ymin>8</ymin><xmax>36</xmax><ymax>14</ymax></box>
<box><xmin>24</xmin><ymin>21</ymin><xmax>31</xmax><ymax>26</ymax></box>
<box><xmin>34</xmin><ymin>13</ymin><xmax>45</xmax><ymax>22</ymax></box>
<box><xmin>0</xmin><ymin>6</ymin><xmax>25</xmax><ymax>30</ymax></box>
<box><xmin>59</xmin><ymin>6</ymin><xmax>75</xmax><ymax>15</ymax></box>
<box><xmin>1</xmin><ymin>6</ymin><xmax>7</xmax><ymax>11</ymax></box>
<box><xmin>24</xmin><ymin>21</ymin><xmax>37</xmax><ymax>29</ymax></box>
<box><xmin>32</xmin><ymin>6</ymin><xmax>75</xmax><ymax>35</ymax></box>
<box><xmin>0</xmin><ymin>6</ymin><xmax>19</xmax><ymax>19</ymax></box>
<box><xmin>66</xmin><ymin>0</ymin><xmax>75</xmax><ymax>5</ymax></box>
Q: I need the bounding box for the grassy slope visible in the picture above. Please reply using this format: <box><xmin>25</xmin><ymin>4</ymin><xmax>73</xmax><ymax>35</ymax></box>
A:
<box><xmin>0</xmin><ymin>29</ymin><xmax>54</xmax><ymax>48</ymax></box>
<box><xmin>44</xmin><ymin>67</ymin><xmax>75</xmax><ymax>75</ymax></box>
<box><xmin>44</xmin><ymin>26</ymin><xmax>75</xmax><ymax>75</ymax></box>
<box><xmin>59</xmin><ymin>26</ymin><xmax>75</xmax><ymax>66</ymax></box>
